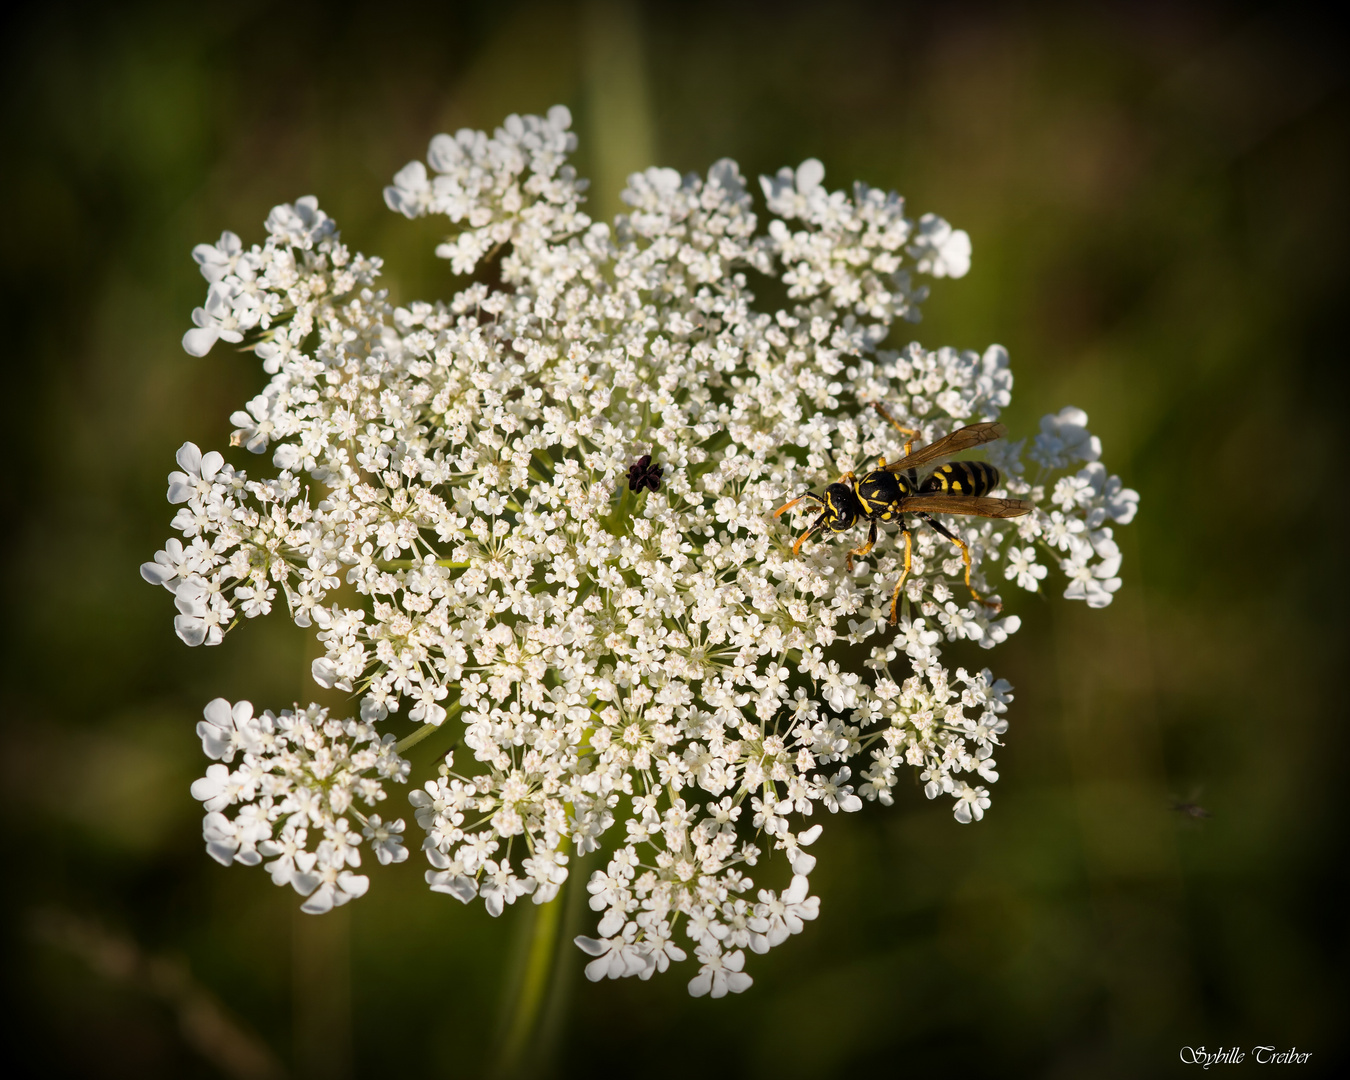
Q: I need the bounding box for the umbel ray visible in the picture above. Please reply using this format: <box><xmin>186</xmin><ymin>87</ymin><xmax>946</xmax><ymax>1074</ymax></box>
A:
<box><xmin>775</xmin><ymin>403</ymin><xmax>1032</xmax><ymax>623</ymax></box>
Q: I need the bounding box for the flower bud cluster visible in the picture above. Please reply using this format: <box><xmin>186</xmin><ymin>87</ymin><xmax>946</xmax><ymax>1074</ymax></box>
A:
<box><xmin>147</xmin><ymin>106</ymin><xmax>1137</xmax><ymax>995</ymax></box>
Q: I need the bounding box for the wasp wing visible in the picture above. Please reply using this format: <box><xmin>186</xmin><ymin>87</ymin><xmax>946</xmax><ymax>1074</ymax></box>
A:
<box><xmin>899</xmin><ymin>494</ymin><xmax>1032</xmax><ymax>518</ymax></box>
<box><xmin>882</xmin><ymin>422</ymin><xmax>1009</xmax><ymax>474</ymax></box>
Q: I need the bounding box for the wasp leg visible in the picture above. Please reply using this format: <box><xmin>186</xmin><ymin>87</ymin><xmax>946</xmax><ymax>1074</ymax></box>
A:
<box><xmin>871</xmin><ymin>402</ymin><xmax>922</xmax><ymax>457</ymax></box>
<box><xmin>836</xmin><ymin>469</ymin><xmax>857</xmax><ymax>486</ymax></box>
<box><xmin>847</xmin><ymin>519</ymin><xmax>878</xmax><ymax>572</ymax></box>
<box><xmin>919</xmin><ymin>513</ymin><xmax>1000</xmax><ymax>610</ymax></box>
<box><xmin>793</xmin><ymin>516</ymin><xmax>827</xmax><ymax>557</ymax></box>
<box><xmin>888</xmin><ymin>525</ymin><xmax>913</xmax><ymax>624</ymax></box>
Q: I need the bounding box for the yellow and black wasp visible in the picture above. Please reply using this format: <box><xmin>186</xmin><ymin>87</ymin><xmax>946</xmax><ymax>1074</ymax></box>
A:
<box><xmin>774</xmin><ymin>404</ymin><xmax>1032</xmax><ymax>624</ymax></box>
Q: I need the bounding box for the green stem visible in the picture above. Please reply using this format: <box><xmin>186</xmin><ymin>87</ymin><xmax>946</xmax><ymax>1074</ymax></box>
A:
<box><xmin>496</xmin><ymin>877</ymin><xmax>567</xmax><ymax>1078</ymax></box>
<box><xmin>395</xmin><ymin>724</ymin><xmax>438</xmax><ymax>754</ymax></box>
<box><xmin>395</xmin><ymin>702</ymin><xmax>462</xmax><ymax>754</ymax></box>
<box><xmin>534</xmin><ymin>847</ymin><xmax>594</xmax><ymax>1065</ymax></box>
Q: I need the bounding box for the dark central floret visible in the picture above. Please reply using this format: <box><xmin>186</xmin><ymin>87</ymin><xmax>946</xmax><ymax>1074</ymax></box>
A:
<box><xmin>627</xmin><ymin>454</ymin><xmax>663</xmax><ymax>493</ymax></box>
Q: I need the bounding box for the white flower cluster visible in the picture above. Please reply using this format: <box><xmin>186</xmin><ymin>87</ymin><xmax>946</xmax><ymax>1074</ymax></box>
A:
<box><xmin>189</xmin><ymin>698</ymin><xmax>411</xmax><ymax>914</ymax></box>
<box><xmin>145</xmin><ymin>106</ymin><xmax>1136</xmax><ymax>996</ymax></box>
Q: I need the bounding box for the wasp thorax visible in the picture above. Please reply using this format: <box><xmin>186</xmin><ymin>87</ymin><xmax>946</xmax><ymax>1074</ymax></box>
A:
<box><xmin>855</xmin><ymin>469</ymin><xmax>910</xmax><ymax>519</ymax></box>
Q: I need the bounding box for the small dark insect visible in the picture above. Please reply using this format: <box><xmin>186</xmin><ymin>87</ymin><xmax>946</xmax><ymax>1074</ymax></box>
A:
<box><xmin>775</xmin><ymin>403</ymin><xmax>1032</xmax><ymax>624</ymax></box>
<box><xmin>627</xmin><ymin>454</ymin><xmax>663</xmax><ymax>493</ymax></box>
<box><xmin>1170</xmin><ymin>786</ymin><xmax>1211</xmax><ymax>821</ymax></box>
<box><xmin>1171</xmin><ymin>800</ymin><xmax>1212</xmax><ymax>820</ymax></box>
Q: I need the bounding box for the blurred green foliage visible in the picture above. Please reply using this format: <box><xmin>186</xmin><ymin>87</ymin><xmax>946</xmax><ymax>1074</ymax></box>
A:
<box><xmin>2</xmin><ymin>2</ymin><xmax>1346</xmax><ymax>1077</ymax></box>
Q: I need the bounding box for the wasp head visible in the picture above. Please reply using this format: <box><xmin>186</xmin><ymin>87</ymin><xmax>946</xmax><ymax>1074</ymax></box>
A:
<box><xmin>774</xmin><ymin>481</ymin><xmax>861</xmax><ymax>557</ymax></box>
<box><xmin>821</xmin><ymin>483</ymin><xmax>861</xmax><ymax>532</ymax></box>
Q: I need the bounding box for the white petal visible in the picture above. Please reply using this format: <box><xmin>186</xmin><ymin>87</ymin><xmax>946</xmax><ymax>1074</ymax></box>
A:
<box><xmin>140</xmin><ymin>561</ymin><xmax>175</xmax><ymax>586</ymax></box>
<box><xmin>174</xmin><ymin>615</ymin><xmax>208</xmax><ymax>647</ymax></box>
<box><xmin>175</xmin><ymin>442</ymin><xmax>203</xmax><ymax>475</ymax></box>
<box><xmin>424</xmin><ymin>847</ymin><xmax>450</xmax><ymax>870</ymax></box>
<box><xmin>199</xmin><ymin>451</ymin><xmax>224</xmax><ymax>481</ymax></box>
<box><xmin>796</xmin><ymin>158</ymin><xmax>825</xmax><ymax>192</ymax></box>
<box><xmin>301</xmin><ymin>884</ymin><xmax>336</xmax><ymax>914</ymax></box>
<box><xmin>311</xmin><ymin>658</ymin><xmax>337</xmax><ymax>689</ymax></box>
<box><xmin>584</xmin><ymin>956</ymin><xmax>611</xmax><ymax>982</ymax></box>
<box><xmin>205</xmin><ymin>841</ymin><xmax>237</xmax><ymax>866</ymax></box>
<box><xmin>182</xmin><ymin>327</ymin><xmax>219</xmax><ymax>357</ymax></box>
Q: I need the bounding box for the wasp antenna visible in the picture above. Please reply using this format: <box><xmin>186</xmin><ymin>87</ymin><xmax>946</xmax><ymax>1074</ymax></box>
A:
<box><xmin>774</xmin><ymin>492</ymin><xmax>819</xmax><ymax>519</ymax></box>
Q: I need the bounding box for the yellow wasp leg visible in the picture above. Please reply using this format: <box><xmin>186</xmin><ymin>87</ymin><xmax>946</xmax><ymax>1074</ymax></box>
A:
<box><xmin>846</xmin><ymin>521</ymin><xmax>878</xmax><ymax>572</ymax></box>
<box><xmin>945</xmin><ymin>533</ymin><xmax>1002</xmax><ymax>611</ymax></box>
<box><xmin>871</xmin><ymin>402</ymin><xmax>921</xmax><ymax>457</ymax></box>
<box><xmin>888</xmin><ymin>529</ymin><xmax>913</xmax><ymax>624</ymax></box>
<box><xmin>845</xmin><ymin>539</ymin><xmax>874</xmax><ymax>572</ymax></box>
<box><xmin>793</xmin><ymin>524</ymin><xmax>822</xmax><ymax>557</ymax></box>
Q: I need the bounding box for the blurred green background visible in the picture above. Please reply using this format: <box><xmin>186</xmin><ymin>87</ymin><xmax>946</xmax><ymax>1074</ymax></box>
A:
<box><xmin>2</xmin><ymin>2</ymin><xmax>1346</xmax><ymax>1076</ymax></box>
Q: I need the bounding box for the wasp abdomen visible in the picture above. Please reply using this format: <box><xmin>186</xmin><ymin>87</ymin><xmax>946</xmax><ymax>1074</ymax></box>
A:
<box><xmin>920</xmin><ymin>461</ymin><xmax>1000</xmax><ymax>496</ymax></box>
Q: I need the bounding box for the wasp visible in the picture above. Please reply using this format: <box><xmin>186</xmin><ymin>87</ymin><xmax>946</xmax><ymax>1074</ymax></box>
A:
<box><xmin>774</xmin><ymin>404</ymin><xmax>1032</xmax><ymax>624</ymax></box>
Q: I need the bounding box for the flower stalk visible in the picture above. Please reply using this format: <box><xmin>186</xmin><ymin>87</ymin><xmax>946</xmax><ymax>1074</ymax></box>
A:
<box><xmin>496</xmin><ymin>869</ymin><xmax>568</xmax><ymax>1078</ymax></box>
